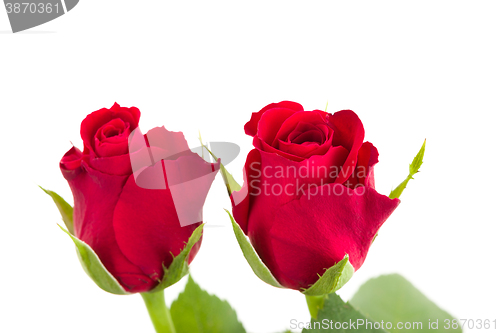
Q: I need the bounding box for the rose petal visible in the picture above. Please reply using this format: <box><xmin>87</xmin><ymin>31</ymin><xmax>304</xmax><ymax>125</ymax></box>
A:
<box><xmin>254</xmin><ymin>137</ymin><xmax>305</xmax><ymax>162</ymax></box>
<box><xmin>329</xmin><ymin>110</ymin><xmax>365</xmax><ymax>184</ymax></box>
<box><xmin>94</xmin><ymin>119</ymin><xmax>131</xmax><ymax>157</ymax></box>
<box><xmin>113</xmin><ymin>154</ymin><xmax>218</xmax><ymax>279</ymax></box>
<box><xmin>272</xmin><ymin>110</ymin><xmax>329</xmax><ymax>147</ymax></box>
<box><xmin>259</xmin><ymin>126</ymin><xmax>335</xmax><ymax>161</ymax></box>
<box><xmin>277</xmin><ymin>138</ymin><xmax>328</xmax><ymax>159</ymax></box>
<box><xmin>287</xmin><ymin>122</ymin><xmax>325</xmax><ymax>143</ymax></box>
<box><xmin>291</xmin><ymin>130</ymin><xmax>324</xmax><ymax>145</ymax></box>
<box><xmin>245</xmin><ymin>101</ymin><xmax>303</xmax><ymax>137</ymax></box>
<box><xmin>343</xmin><ymin>142</ymin><xmax>379</xmax><ymax>189</ymax></box>
<box><xmin>62</xmin><ymin>161</ymin><xmax>155</xmax><ymax>293</ymax></box>
<box><xmin>269</xmin><ymin>185</ymin><xmax>400</xmax><ymax>290</ymax></box>
<box><xmin>257</xmin><ymin>107</ymin><xmax>300</xmax><ymax>146</ymax></box>
<box><xmin>316</xmin><ymin>123</ymin><xmax>331</xmax><ymax>140</ymax></box>
<box><xmin>60</xmin><ymin>147</ymin><xmax>83</xmax><ymax>180</ymax></box>
<box><xmin>231</xmin><ymin>149</ymin><xmax>262</xmax><ymax>234</ymax></box>
<box><xmin>234</xmin><ymin>146</ymin><xmax>349</xmax><ymax>288</ymax></box>
<box><xmin>88</xmin><ymin>149</ymin><xmax>133</xmax><ymax>176</ymax></box>
<box><xmin>80</xmin><ymin>103</ymin><xmax>140</xmax><ymax>154</ymax></box>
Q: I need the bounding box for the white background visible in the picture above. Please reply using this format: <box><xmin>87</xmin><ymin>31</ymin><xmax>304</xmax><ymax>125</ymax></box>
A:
<box><xmin>1</xmin><ymin>1</ymin><xmax>499</xmax><ymax>332</ymax></box>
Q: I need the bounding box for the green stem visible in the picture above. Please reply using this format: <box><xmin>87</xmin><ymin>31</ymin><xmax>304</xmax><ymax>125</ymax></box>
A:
<box><xmin>306</xmin><ymin>294</ymin><xmax>327</xmax><ymax>320</ymax></box>
<box><xmin>141</xmin><ymin>290</ymin><xmax>177</xmax><ymax>333</ymax></box>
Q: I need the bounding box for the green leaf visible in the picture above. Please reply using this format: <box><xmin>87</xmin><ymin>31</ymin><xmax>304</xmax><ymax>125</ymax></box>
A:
<box><xmin>170</xmin><ymin>275</ymin><xmax>246</xmax><ymax>333</ymax></box>
<box><xmin>198</xmin><ymin>133</ymin><xmax>242</xmax><ymax>195</ymax></box>
<box><xmin>225</xmin><ymin>209</ymin><xmax>284</xmax><ymax>289</ymax></box>
<box><xmin>59</xmin><ymin>225</ymin><xmax>129</xmax><ymax>295</ymax></box>
<box><xmin>40</xmin><ymin>186</ymin><xmax>74</xmax><ymax>235</ymax></box>
<box><xmin>301</xmin><ymin>255</ymin><xmax>354</xmax><ymax>296</ymax></box>
<box><xmin>350</xmin><ymin>274</ymin><xmax>462</xmax><ymax>333</ymax></box>
<box><xmin>150</xmin><ymin>223</ymin><xmax>205</xmax><ymax>293</ymax></box>
<box><xmin>389</xmin><ymin>139</ymin><xmax>426</xmax><ymax>199</ymax></box>
<box><xmin>303</xmin><ymin>293</ymin><xmax>388</xmax><ymax>332</ymax></box>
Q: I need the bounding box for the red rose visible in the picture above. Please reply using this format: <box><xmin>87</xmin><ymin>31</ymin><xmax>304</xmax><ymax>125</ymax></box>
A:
<box><xmin>232</xmin><ymin>101</ymin><xmax>400</xmax><ymax>290</ymax></box>
<box><xmin>60</xmin><ymin>103</ymin><xmax>218</xmax><ymax>293</ymax></box>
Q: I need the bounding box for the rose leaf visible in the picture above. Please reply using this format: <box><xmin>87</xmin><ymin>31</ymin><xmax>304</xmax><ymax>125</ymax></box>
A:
<box><xmin>170</xmin><ymin>275</ymin><xmax>246</xmax><ymax>333</ymax></box>
<box><xmin>303</xmin><ymin>293</ymin><xmax>389</xmax><ymax>333</ymax></box>
<box><xmin>350</xmin><ymin>274</ymin><xmax>462</xmax><ymax>333</ymax></box>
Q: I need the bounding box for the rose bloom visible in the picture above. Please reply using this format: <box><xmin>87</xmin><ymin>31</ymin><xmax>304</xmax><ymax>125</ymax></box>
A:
<box><xmin>61</xmin><ymin>103</ymin><xmax>218</xmax><ymax>293</ymax></box>
<box><xmin>232</xmin><ymin>101</ymin><xmax>400</xmax><ymax>290</ymax></box>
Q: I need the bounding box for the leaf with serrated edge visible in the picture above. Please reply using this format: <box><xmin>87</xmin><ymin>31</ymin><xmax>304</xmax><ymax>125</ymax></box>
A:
<box><xmin>198</xmin><ymin>133</ymin><xmax>242</xmax><ymax>195</ymax></box>
<box><xmin>301</xmin><ymin>255</ymin><xmax>354</xmax><ymax>296</ymax></box>
<box><xmin>350</xmin><ymin>274</ymin><xmax>462</xmax><ymax>333</ymax></box>
<box><xmin>303</xmin><ymin>293</ymin><xmax>389</xmax><ymax>333</ymax></box>
<box><xmin>149</xmin><ymin>223</ymin><xmax>204</xmax><ymax>293</ymax></box>
<box><xmin>59</xmin><ymin>225</ymin><xmax>129</xmax><ymax>295</ymax></box>
<box><xmin>389</xmin><ymin>139</ymin><xmax>426</xmax><ymax>199</ymax></box>
<box><xmin>225</xmin><ymin>209</ymin><xmax>284</xmax><ymax>288</ymax></box>
<box><xmin>171</xmin><ymin>275</ymin><xmax>246</xmax><ymax>333</ymax></box>
<box><xmin>41</xmin><ymin>186</ymin><xmax>74</xmax><ymax>235</ymax></box>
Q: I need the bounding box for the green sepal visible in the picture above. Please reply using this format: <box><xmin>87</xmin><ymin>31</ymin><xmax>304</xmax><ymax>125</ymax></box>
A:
<box><xmin>389</xmin><ymin>139</ymin><xmax>426</xmax><ymax>199</ymax></box>
<box><xmin>225</xmin><ymin>209</ymin><xmax>284</xmax><ymax>288</ymax></box>
<box><xmin>40</xmin><ymin>186</ymin><xmax>74</xmax><ymax>235</ymax></box>
<box><xmin>59</xmin><ymin>225</ymin><xmax>130</xmax><ymax>295</ymax></box>
<box><xmin>198</xmin><ymin>133</ymin><xmax>242</xmax><ymax>195</ymax></box>
<box><xmin>301</xmin><ymin>255</ymin><xmax>354</xmax><ymax>296</ymax></box>
<box><xmin>148</xmin><ymin>223</ymin><xmax>205</xmax><ymax>293</ymax></box>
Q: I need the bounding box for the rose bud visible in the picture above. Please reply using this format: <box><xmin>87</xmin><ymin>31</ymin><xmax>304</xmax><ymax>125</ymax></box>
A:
<box><xmin>231</xmin><ymin>101</ymin><xmax>400</xmax><ymax>292</ymax></box>
<box><xmin>59</xmin><ymin>103</ymin><xmax>219</xmax><ymax>293</ymax></box>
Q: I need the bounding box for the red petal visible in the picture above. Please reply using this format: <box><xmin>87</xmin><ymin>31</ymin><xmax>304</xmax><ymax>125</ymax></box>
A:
<box><xmin>244</xmin><ymin>101</ymin><xmax>303</xmax><ymax>137</ymax></box>
<box><xmin>113</xmin><ymin>154</ymin><xmax>218</xmax><ymax>279</ymax></box>
<box><xmin>254</xmin><ymin>137</ymin><xmax>306</xmax><ymax>162</ymax></box>
<box><xmin>356</xmin><ymin>142</ymin><xmax>379</xmax><ymax>188</ymax></box>
<box><xmin>60</xmin><ymin>147</ymin><xmax>83</xmax><ymax>180</ymax></box>
<box><xmin>94</xmin><ymin>118</ymin><xmax>131</xmax><ymax>157</ymax></box>
<box><xmin>278</xmin><ymin>131</ymin><xmax>332</xmax><ymax>158</ymax></box>
<box><xmin>80</xmin><ymin>103</ymin><xmax>140</xmax><ymax>153</ymax></box>
<box><xmin>64</xmin><ymin>161</ymin><xmax>155</xmax><ymax>293</ymax></box>
<box><xmin>235</xmin><ymin>147</ymin><xmax>349</xmax><ymax>288</ymax></box>
<box><xmin>272</xmin><ymin>110</ymin><xmax>328</xmax><ymax>147</ymax></box>
<box><xmin>257</xmin><ymin>107</ymin><xmax>299</xmax><ymax>146</ymax></box>
<box><xmin>231</xmin><ymin>149</ymin><xmax>262</xmax><ymax>234</ymax></box>
<box><xmin>88</xmin><ymin>149</ymin><xmax>133</xmax><ymax>176</ymax></box>
<box><xmin>329</xmin><ymin>110</ymin><xmax>365</xmax><ymax>184</ymax></box>
<box><xmin>269</xmin><ymin>186</ymin><xmax>399</xmax><ymax>290</ymax></box>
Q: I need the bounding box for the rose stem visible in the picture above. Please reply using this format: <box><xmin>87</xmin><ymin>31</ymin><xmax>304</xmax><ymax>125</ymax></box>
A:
<box><xmin>305</xmin><ymin>294</ymin><xmax>327</xmax><ymax>320</ymax></box>
<box><xmin>141</xmin><ymin>290</ymin><xmax>177</xmax><ymax>333</ymax></box>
